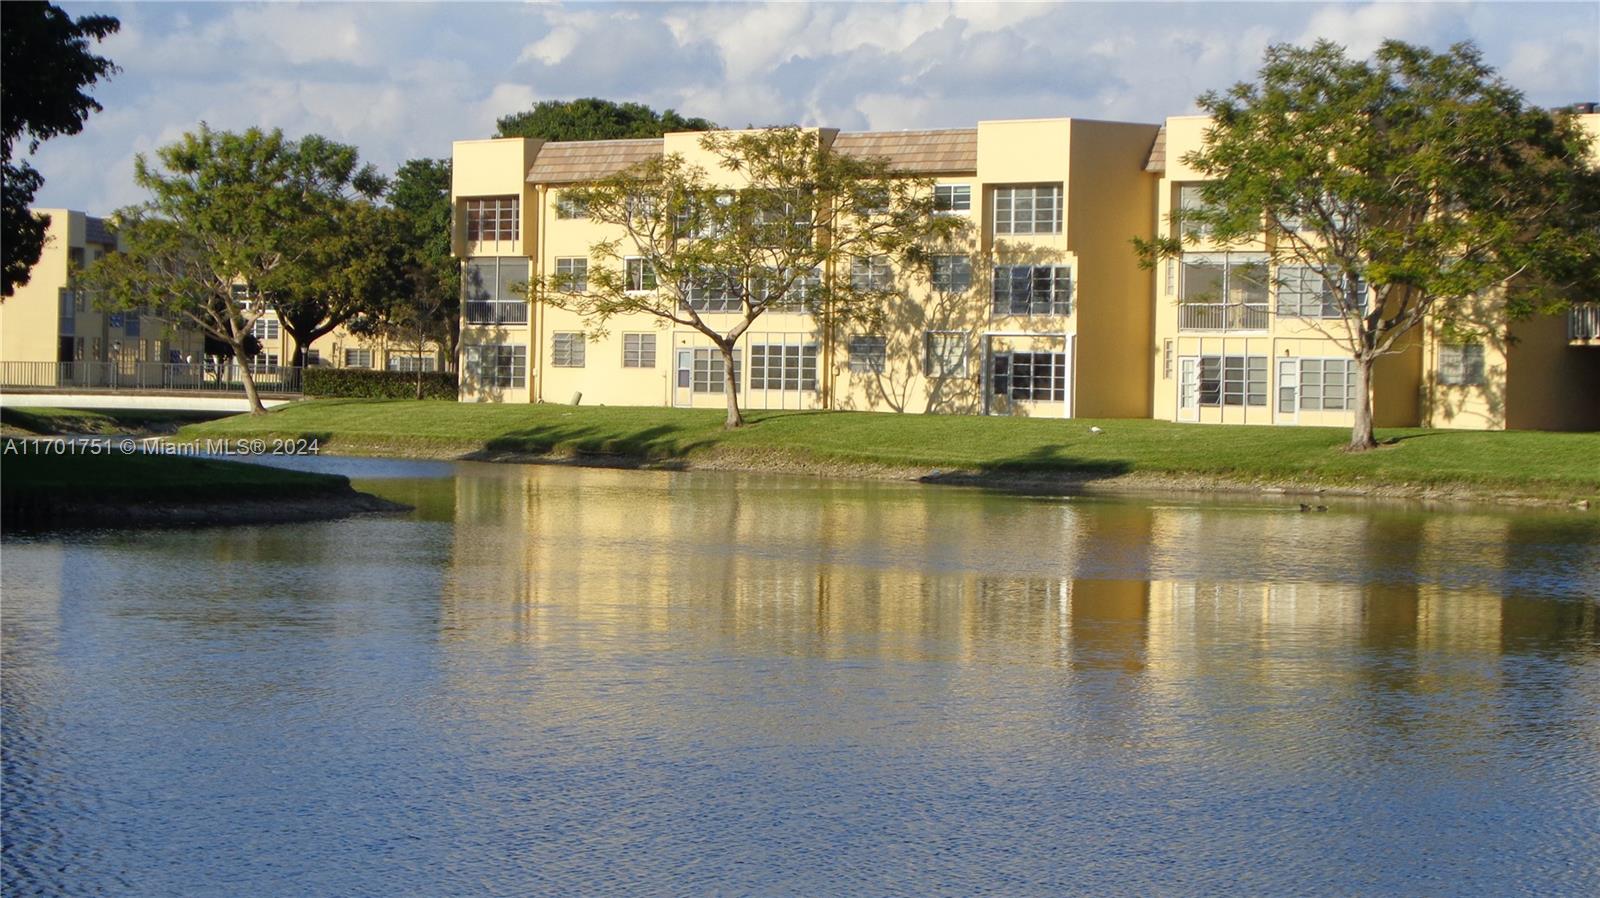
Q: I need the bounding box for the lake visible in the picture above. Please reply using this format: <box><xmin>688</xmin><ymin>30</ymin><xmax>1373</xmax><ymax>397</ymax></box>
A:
<box><xmin>3</xmin><ymin>457</ymin><xmax>1597</xmax><ymax>896</ymax></box>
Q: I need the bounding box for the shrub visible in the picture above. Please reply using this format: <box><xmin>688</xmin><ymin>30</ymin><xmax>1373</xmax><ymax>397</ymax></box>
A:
<box><xmin>303</xmin><ymin>367</ymin><xmax>458</xmax><ymax>400</ymax></box>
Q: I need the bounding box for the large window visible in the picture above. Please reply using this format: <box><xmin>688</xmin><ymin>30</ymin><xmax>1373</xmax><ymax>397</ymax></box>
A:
<box><xmin>1438</xmin><ymin>343</ymin><xmax>1485</xmax><ymax>386</ymax></box>
<box><xmin>552</xmin><ymin>332</ymin><xmax>586</xmax><ymax>367</ymax></box>
<box><xmin>850</xmin><ymin>255</ymin><xmax>892</xmax><ymax>291</ymax></box>
<box><xmin>1287</xmin><ymin>358</ymin><xmax>1357</xmax><ymax>411</ymax></box>
<box><xmin>623</xmin><ymin>333</ymin><xmax>656</xmax><ymax>368</ymax></box>
<box><xmin>931</xmin><ymin>255</ymin><xmax>972</xmax><ymax>292</ymax></box>
<box><xmin>993</xmin><ymin>185</ymin><xmax>1062</xmax><ymax>235</ymax></box>
<box><xmin>343</xmin><ymin>348</ymin><xmax>373</xmax><ymax>369</ymax></box>
<box><xmin>992</xmin><ymin>265</ymin><xmax>1071</xmax><ymax>316</ymax></box>
<box><xmin>679</xmin><ymin>347</ymin><xmax>740</xmax><ymax>393</ymax></box>
<box><xmin>925</xmin><ymin>331</ymin><xmax>968</xmax><ymax>377</ymax></box>
<box><xmin>685</xmin><ymin>270</ymin><xmax>741</xmax><ymax>312</ymax></box>
<box><xmin>992</xmin><ymin>352</ymin><xmax>1066</xmax><ymax>401</ymax></box>
<box><xmin>464</xmin><ymin>196</ymin><xmax>519</xmax><ymax>242</ymax></box>
<box><xmin>555</xmin><ymin>192</ymin><xmax>586</xmax><ymax>219</ymax></box>
<box><xmin>387</xmin><ymin>354</ymin><xmax>438</xmax><ymax>373</ymax></box>
<box><xmin>1186</xmin><ymin>355</ymin><xmax>1267</xmax><ymax>407</ymax></box>
<box><xmin>626</xmin><ymin>258</ymin><xmax>657</xmax><ymax>292</ymax></box>
<box><xmin>760</xmin><ymin>266</ymin><xmax>822</xmax><ymax>313</ymax></box>
<box><xmin>554</xmin><ymin>257</ymin><xmax>588</xmax><ymax>293</ymax></box>
<box><xmin>848</xmin><ymin>335</ymin><xmax>887</xmax><ymax>374</ymax></box>
<box><xmin>1176</xmin><ymin>184</ymin><xmax>1213</xmax><ymax>237</ymax></box>
<box><xmin>750</xmin><ymin>344</ymin><xmax>818</xmax><ymax>391</ymax></box>
<box><xmin>464</xmin><ymin>257</ymin><xmax>530</xmax><ymax>324</ymax></box>
<box><xmin>466</xmin><ymin>344</ymin><xmax>526</xmax><ymax>388</ymax></box>
<box><xmin>1179</xmin><ymin>253</ymin><xmax>1269</xmax><ymax>330</ymax></box>
<box><xmin>934</xmin><ymin>184</ymin><xmax>971</xmax><ymax>213</ymax></box>
<box><xmin>1277</xmin><ymin>265</ymin><xmax>1366</xmax><ymax>318</ymax></box>
<box><xmin>252</xmin><ymin>317</ymin><xmax>280</xmax><ymax>341</ymax></box>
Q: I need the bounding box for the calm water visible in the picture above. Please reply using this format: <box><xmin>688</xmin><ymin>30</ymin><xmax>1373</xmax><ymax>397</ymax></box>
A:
<box><xmin>3</xmin><ymin>458</ymin><xmax>1598</xmax><ymax>896</ymax></box>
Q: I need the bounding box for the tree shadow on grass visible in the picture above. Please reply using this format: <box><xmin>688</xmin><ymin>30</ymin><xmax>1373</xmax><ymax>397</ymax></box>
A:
<box><xmin>918</xmin><ymin>442</ymin><xmax>1133</xmax><ymax>493</ymax></box>
<box><xmin>479</xmin><ymin>422</ymin><xmax>718</xmax><ymax>463</ymax></box>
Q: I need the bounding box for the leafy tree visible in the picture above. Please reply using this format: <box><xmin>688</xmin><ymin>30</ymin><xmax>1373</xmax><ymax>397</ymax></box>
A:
<box><xmin>83</xmin><ymin>126</ymin><xmax>382</xmax><ymax>414</ymax></box>
<box><xmin>1136</xmin><ymin>40</ymin><xmax>1600</xmax><ymax>451</ymax></box>
<box><xmin>496</xmin><ymin>97</ymin><xmax>715</xmax><ymax>142</ymax></box>
<box><xmin>535</xmin><ymin>127</ymin><xmax>967</xmax><ymax>428</ymax></box>
<box><xmin>274</xmin><ymin>195</ymin><xmax>400</xmax><ymax>369</ymax></box>
<box><xmin>387</xmin><ymin>158</ymin><xmax>458</xmax><ymax>371</ymax></box>
<box><xmin>1</xmin><ymin>2</ymin><xmax>119</xmax><ymax>296</ymax></box>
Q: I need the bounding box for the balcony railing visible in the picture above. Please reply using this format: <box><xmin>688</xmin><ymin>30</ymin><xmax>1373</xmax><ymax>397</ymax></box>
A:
<box><xmin>1569</xmin><ymin>303</ymin><xmax>1600</xmax><ymax>342</ymax></box>
<box><xmin>0</xmin><ymin>360</ymin><xmax>303</xmax><ymax>394</ymax></box>
<box><xmin>1179</xmin><ymin>302</ymin><xmax>1269</xmax><ymax>331</ymax></box>
<box><xmin>464</xmin><ymin>301</ymin><xmax>529</xmax><ymax>326</ymax></box>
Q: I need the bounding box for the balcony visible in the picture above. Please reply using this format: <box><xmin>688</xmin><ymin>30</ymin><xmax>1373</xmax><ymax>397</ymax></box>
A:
<box><xmin>464</xmin><ymin>301</ymin><xmax>529</xmax><ymax>326</ymax></box>
<box><xmin>1569</xmin><ymin>303</ymin><xmax>1600</xmax><ymax>344</ymax></box>
<box><xmin>1179</xmin><ymin>302</ymin><xmax>1269</xmax><ymax>331</ymax></box>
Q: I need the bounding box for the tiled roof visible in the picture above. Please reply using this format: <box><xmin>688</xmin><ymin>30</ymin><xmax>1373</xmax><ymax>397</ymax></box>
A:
<box><xmin>1143</xmin><ymin>125</ymin><xmax>1166</xmax><ymax>173</ymax></box>
<box><xmin>526</xmin><ymin>138</ymin><xmax>664</xmax><ymax>184</ymax></box>
<box><xmin>85</xmin><ymin>216</ymin><xmax>113</xmax><ymax>246</ymax></box>
<box><xmin>832</xmin><ymin>128</ymin><xmax>977</xmax><ymax>174</ymax></box>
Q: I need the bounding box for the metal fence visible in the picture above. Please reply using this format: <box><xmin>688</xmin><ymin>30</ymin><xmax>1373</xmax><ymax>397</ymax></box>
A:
<box><xmin>464</xmin><ymin>301</ymin><xmax>530</xmax><ymax>325</ymax></box>
<box><xmin>1178</xmin><ymin>302</ymin><xmax>1270</xmax><ymax>331</ymax></box>
<box><xmin>0</xmin><ymin>360</ymin><xmax>304</xmax><ymax>394</ymax></box>
<box><xmin>1570</xmin><ymin>304</ymin><xmax>1600</xmax><ymax>341</ymax></box>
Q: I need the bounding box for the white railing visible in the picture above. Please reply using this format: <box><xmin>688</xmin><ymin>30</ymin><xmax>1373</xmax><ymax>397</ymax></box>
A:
<box><xmin>0</xmin><ymin>361</ymin><xmax>304</xmax><ymax>394</ymax></box>
<box><xmin>1569</xmin><ymin>304</ymin><xmax>1600</xmax><ymax>341</ymax></box>
<box><xmin>1179</xmin><ymin>302</ymin><xmax>1269</xmax><ymax>331</ymax></box>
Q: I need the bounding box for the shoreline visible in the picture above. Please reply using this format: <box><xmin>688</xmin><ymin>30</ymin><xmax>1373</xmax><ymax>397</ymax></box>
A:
<box><xmin>2</xmin><ymin>488</ymin><xmax>408</xmax><ymax>533</ymax></box>
<box><xmin>233</xmin><ymin>437</ymin><xmax>1594</xmax><ymax>509</ymax></box>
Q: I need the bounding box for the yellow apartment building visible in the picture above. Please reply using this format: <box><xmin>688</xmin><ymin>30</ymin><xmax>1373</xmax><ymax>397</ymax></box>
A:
<box><xmin>452</xmin><ymin>118</ymin><xmax>1161</xmax><ymax>417</ymax></box>
<box><xmin>1144</xmin><ymin>112</ymin><xmax>1600</xmax><ymax>431</ymax></box>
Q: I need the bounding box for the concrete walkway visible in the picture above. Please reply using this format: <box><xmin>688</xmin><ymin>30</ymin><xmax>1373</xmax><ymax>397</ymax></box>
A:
<box><xmin>0</xmin><ymin>392</ymin><xmax>294</xmax><ymax>414</ymax></box>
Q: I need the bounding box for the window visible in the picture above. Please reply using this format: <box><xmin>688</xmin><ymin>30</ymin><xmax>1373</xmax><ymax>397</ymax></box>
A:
<box><xmin>555</xmin><ymin>192</ymin><xmax>587</xmax><ymax>219</ymax></box>
<box><xmin>1177</xmin><ymin>184</ymin><xmax>1213</xmax><ymax>237</ymax></box>
<box><xmin>554</xmin><ymin>257</ymin><xmax>588</xmax><ymax>293</ymax></box>
<box><xmin>685</xmin><ymin>270</ymin><xmax>740</xmax><ymax>312</ymax></box>
<box><xmin>750</xmin><ymin>344</ymin><xmax>818</xmax><ymax>391</ymax></box>
<box><xmin>1179</xmin><ymin>253</ymin><xmax>1269</xmax><ymax>330</ymax></box>
<box><xmin>1162</xmin><ymin>339</ymin><xmax>1173</xmax><ymax>380</ymax></box>
<box><xmin>552</xmin><ymin>332</ymin><xmax>586</xmax><ymax>367</ymax></box>
<box><xmin>464</xmin><ymin>195</ymin><xmax>519</xmax><ymax>242</ymax></box>
<box><xmin>305</xmin><ymin>349</ymin><xmax>321</xmax><ymax>367</ymax></box>
<box><xmin>760</xmin><ymin>266</ymin><xmax>822</xmax><ymax>313</ymax></box>
<box><xmin>626</xmin><ymin>258</ymin><xmax>657</xmax><ymax>292</ymax></box>
<box><xmin>250</xmin><ymin>353</ymin><xmax>280</xmax><ymax>370</ymax></box>
<box><xmin>252</xmin><ymin>317</ymin><xmax>280</xmax><ymax>341</ymax></box>
<box><xmin>1290</xmin><ymin>358</ymin><xmax>1357</xmax><ymax>411</ymax></box>
<box><xmin>1189</xmin><ymin>355</ymin><xmax>1267</xmax><ymax>407</ymax></box>
<box><xmin>931</xmin><ymin>255</ymin><xmax>972</xmax><ymax>292</ymax></box>
<box><xmin>993</xmin><ymin>185</ymin><xmax>1062</xmax><ymax>235</ymax></box>
<box><xmin>991</xmin><ymin>352</ymin><xmax>1066</xmax><ymax>401</ymax></box>
<box><xmin>124</xmin><ymin>314</ymin><xmax>140</xmax><ymax>337</ymax></box>
<box><xmin>850</xmin><ymin>256</ymin><xmax>892</xmax><ymax>291</ymax></box>
<box><xmin>848</xmin><ymin>335</ymin><xmax>886</xmax><ymax>374</ymax></box>
<box><xmin>623</xmin><ymin>333</ymin><xmax>656</xmax><ymax>368</ymax></box>
<box><xmin>108</xmin><ymin>311</ymin><xmax>124</xmax><ymax>328</ymax></box>
<box><xmin>387</xmin><ymin>354</ymin><xmax>437</xmax><ymax>372</ymax></box>
<box><xmin>1277</xmin><ymin>265</ymin><xmax>1366</xmax><ymax>318</ymax></box>
<box><xmin>934</xmin><ymin>184</ymin><xmax>971</xmax><ymax>213</ymax></box>
<box><xmin>463</xmin><ymin>257</ymin><xmax>530</xmax><ymax>324</ymax></box>
<box><xmin>344</xmin><ymin>348</ymin><xmax>373</xmax><ymax>369</ymax></box>
<box><xmin>992</xmin><ymin>265</ymin><xmax>1071</xmax><ymax>316</ymax></box>
<box><xmin>680</xmin><ymin>347</ymin><xmax>739</xmax><ymax>393</ymax></box>
<box><xmin>925</xmin><ymin>332</ymin><xmax>968</xmax><ymax>376</ymax></box>
<box><xmin>466</xmin><ymin>344</ymin><xmax>526</xmax><ymax>388</ymax></box>
<box><xmin>1438</xmin><ymin>344</ymin><xmax>1485</xmax><ymax>386</ymax></box>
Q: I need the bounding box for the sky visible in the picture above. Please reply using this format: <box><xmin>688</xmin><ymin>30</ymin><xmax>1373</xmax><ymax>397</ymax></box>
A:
<box><xmin>29</xmin><ymin>1</ymin><xmax>1600</xmax><ymax>214</ymax></box>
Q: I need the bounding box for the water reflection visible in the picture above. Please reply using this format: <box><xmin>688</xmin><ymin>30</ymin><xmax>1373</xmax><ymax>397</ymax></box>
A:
<box><xmin>4</xmin><ymin>461</ymin><xmax>1598</xmax><ymax>896</ymax></box>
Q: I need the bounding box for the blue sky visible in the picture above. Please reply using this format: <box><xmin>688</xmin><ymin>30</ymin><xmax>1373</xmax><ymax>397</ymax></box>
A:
<box><xmin>31</xmin><ymin>1</ymin><xmax>1600</xmax><ymax>214</ymax></box>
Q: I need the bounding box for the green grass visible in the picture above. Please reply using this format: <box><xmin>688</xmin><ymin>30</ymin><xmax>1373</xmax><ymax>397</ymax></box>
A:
<box><xmin>176</xmin><ymin>399</ymin><xmax>1600</xmax><ymax>499</ymax></box>
<box><xmin>1</xmin><ymin>406</ymin><xmax>222</xmax><ymax>436</ymax></box>
<box><xmin>2</xmin><ymin>449</ymin><xmax>348</xmax><ymax>503</ymax></box>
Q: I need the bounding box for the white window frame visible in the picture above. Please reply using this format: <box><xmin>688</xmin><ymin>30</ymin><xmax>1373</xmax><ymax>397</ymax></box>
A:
<box><xmin>552</xmin><ymin>332</ymin><xmax>586</xmax><ymax>368</ymax></box>
<box><xmin>625</xmin><ymin>257</ymin><xmax>657</xmax><ymax>293</ymax></box>
<box><xmin>934</xmin><ymin>184</ymin><xmax>971</xmax><ymax>214</ymax></box>
<box><xmin>464</xmin><ymin>195</ymin><xmax>520</xmax><ymax>242</ymax></box>
<box><xmin>848</xmin><ymin>335</ymin><xmax>887</xmax><ymax>374</ymax></box>
<box><xmin>993</xmin><ymin>185</ymin><xmax>1062</xmax><ymax>236</ymax></box>
<box><xmin>466</xmin><ymin>344</ymin><xmax>526</xmax><ymax>388</ymax></box>
<box><xmin>464</xmin><ymin>257</ymin><xmax>531</xmax><ymax>325</ymax></box>
<box><xmin>925</xmin><ymin>331</ymin><xmax>969</xmax><ymax>377</ymax></box>
<box><xmin>554</xmin><ymin>257</ymin><xmax>588</xmax><ymax>293</ymax></box>
<box><xmin>992</xmin><ymin>265</ymin><xmax>1071</xmax><ymax>316</ymax></box>
<box><xmin>931</xmin><ymin>255</ymin><xmax>972</xmax><ymax>293</ymax></box>
<box><xmin>850</xmin><ymin>256</ymin><xmax>893</xmax><ymax>291</ymax></box>
<box><xmin>622</xmin><ymin>332</ymin><xmax>656</xmax><ymax>369</ymax></box>
<box><xmin>749</xmin><ymin>343</ymin><xmax>819</xmax><ymax>392</ymax></box>
<box><xmin>343</xmin><ymin>348</ymin><xmax>373</xmax><ymax>369</ymax></box>
<box><xmin>990</xmin><ymin>351</ymin><xmax>1067</xmax><ymax>402</ymax></box>
<box><xmin>1186</xmin><ymin>354</ymin><xmax>1268</xmax><ymax>407</ymax></box>
<box><xmin>1438</xmin><ymin>343</ymin><xmax>1485</xmax><ymax>386</ymax></box>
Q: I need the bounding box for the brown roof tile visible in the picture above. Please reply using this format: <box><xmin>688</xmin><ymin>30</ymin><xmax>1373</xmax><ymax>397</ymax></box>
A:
<box><xmin>526</xmin><ymin>138</ymin><xmax>663</xmax><ymax>184</ymax></box>
<box><xmin>832</xmin><ymin>129</ymin><xmax>977</xmax><ymax>174</ymax></box>
<box><xmin>1143</xmin><ymin>126</ymin><xmax>1166</xmax><ymax>173</ymax></box>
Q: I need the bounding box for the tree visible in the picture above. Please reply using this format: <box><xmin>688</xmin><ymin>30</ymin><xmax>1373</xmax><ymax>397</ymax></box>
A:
<box><xmin>1135</xmin><ymin>40</ymin><xmax>1600</xmax><ymax>451</ymax></box>
<box><xmin>83</xmin><ymin>126</ymin><xmax>381</xmax><ymax>414</ymax></box>
<box><xmin>534</xmin><ymin>127</ymin><xmax>967</xmax><ymax>428</ymax></box>
<box><xmin>496</xmin><ymin>98</ymin><xmax>715</xmax><ymax>142</ymax></box>
<box><xmin>388</xmin><ymin>158</ymin><xmax>458</xmax><ymax>371</ymax></box>
<box><xmin>274</xmin><ymin>193</ymin><xmax>399</xmax><ymax>369</ymax></box>
<box><xmin>1</xmin><ymin>2</ymin><xmax>119</xmax><ymax>297</ymax></box>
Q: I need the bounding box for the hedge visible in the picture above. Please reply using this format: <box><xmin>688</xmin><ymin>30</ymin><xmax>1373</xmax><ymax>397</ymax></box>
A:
<box><xmin>303</xmin><ymin>367</ymin><xmax>458</xmax><ymax>400</ymax></box>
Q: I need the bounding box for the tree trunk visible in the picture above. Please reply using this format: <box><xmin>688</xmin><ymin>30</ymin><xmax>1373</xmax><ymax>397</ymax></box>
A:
<box><xmin>235</xmin><ymin>340</ymin><xmax>267</xmax><ymax>415</ymax></box>
<box><xmin>1347</xmin><ymin>354</ymin><xmax>1377</xmax><ymax>452</ymax></box>
<box><xmin>720</xmin><ymin>342</ymin><xmax>744</xmax><ymax>429</ymax></box>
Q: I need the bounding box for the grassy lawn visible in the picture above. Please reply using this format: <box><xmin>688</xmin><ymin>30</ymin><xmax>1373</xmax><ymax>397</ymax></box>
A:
<box><xmin>174</xmin><ymin>399</ymin><xmax>1600</xmax><ymax>499</ymax></box>
<box><xmin>2</xmin><ymin>448</ymin><xmax>349</xmax><ymax>503</ymax></box>
<box><xmin>1</xmin><ymin>406</ymin><xmax>222</xmax><ymax>436</ymax></box>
